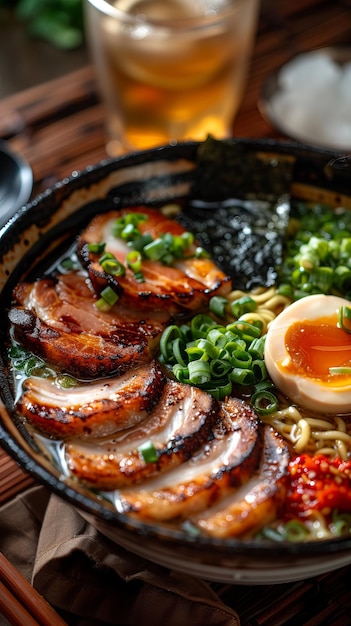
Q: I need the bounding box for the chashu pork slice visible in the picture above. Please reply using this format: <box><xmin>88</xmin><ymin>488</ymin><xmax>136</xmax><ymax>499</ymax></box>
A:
<box><xmin>192</xmin><ymin>425</ymin><xmax>290</xmax><ymax>538</ymax></box>
<box><xmin>17</xmin><ymin>361</ymin><xmax>166</xmax><ymax>439</ymax></box>
<box><xmin>78</xmin><ymin>207</ymin><xmax>232</xmax><ymax>314</ymax></box>
<box><xmin>115</xmin><ymin>397</ymin><xmax>262</xmax><ymax>521</ymax></box>
<box><xmin>9</xmin><ymin>271</ymin><xmax>169</xmax><ymax>379</ymax></box>
<box><xmin>65</xmin><ymin>380</ymin><xmax>219</xmax><ymax>490</ymax></box>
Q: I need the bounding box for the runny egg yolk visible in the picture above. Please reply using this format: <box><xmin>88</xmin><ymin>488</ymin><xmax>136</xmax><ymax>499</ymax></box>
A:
<box><xmin>285</xmin><ymin>315</ymin><xmax>351</xmax><ymax>380</ymax></box>
<box><xmin>264</xmin><ymin>294</ymin><xmax>351</xmax><ymax>413</ymax></box>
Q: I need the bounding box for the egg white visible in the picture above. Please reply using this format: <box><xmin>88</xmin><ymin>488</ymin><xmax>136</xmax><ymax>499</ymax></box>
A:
<box><xmin>264</xmin><ymin>293</ymin><xmax>351</xmax><ymax>414</ymax></box>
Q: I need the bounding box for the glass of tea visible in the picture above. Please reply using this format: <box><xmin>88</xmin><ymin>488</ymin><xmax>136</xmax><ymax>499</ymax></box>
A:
<box><xmin>85</xmin><ymin>0</ymin><xmax>260</xmax><ymax>155</ymax></box>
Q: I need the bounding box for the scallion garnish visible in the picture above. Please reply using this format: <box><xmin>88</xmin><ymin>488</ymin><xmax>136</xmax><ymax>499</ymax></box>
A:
<box><xmin>100</xmin><ymin>258</ymin><xmax>126</xmax><ymax>276</ymax></box>
<box><xmin>250</xmin><ymin>390</ymin><xmax>278</xmax><ymax>415</ymax></box>
<box><xmin>338</xmin><ymin>305</ymin><xmax>351</xmax><ymax>334</ymax></box>
<box><xmin>329</xmin><ymin>367</ymin><xmax>351</xmax><ymax>375</ymax></box>
<box><xmin>95</xmin><ymin>285</ymin><xmax>119</xmax><ymax>310</ymax></box>
<box><xmin>159</xmin><ymin>313</ymin><xmax>273</xmax><ymax>400</ymax></box>
<box><xmin>88</xmin><ymin>242</ymin><xmax>106</xmax><ymax>254</ymax></box>
<box><xmin>126</xmin><ymin>250</ymin><xmax>142</xmax><ymax>272</ymax></box>
<box><xmin>230</xmin><ymin>296</ymin><xmax>257</xmax><ymax>318</ymax></box>
<box><xmin>56</xmin><ymin>374</ymin><xmax>78</xmax><ymax>389</ymax></box>
<box><xmin>138</xmin><ymin>441</ymin><xmax>158</xmax><ymax>463</ymax></box>
<box><xmin>209</xmin><ymin>296</ymin><xmax>228</xmax><ymax>318</ymax></box>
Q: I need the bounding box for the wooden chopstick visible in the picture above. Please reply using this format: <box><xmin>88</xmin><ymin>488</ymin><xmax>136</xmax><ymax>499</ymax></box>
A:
<box><xmin>0</xmin><ymin>580</ymin><xmax>40</xmax><ymax>626</ymax></box>
<box><xmin>0</xmin><ymin>552</ymin><xmax>67</xmax><ymax>626</ymax></box>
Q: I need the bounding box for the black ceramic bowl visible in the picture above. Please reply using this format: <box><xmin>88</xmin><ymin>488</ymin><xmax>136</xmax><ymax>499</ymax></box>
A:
<box><xmin>1</xmin><ymin>138</ymin><xmax>351</xmax><ymax>585</ymax></box>
<box><xmin>0</xmin><ymin>140</ymin><xmax>33</xmax><ymax>226</ymax></box>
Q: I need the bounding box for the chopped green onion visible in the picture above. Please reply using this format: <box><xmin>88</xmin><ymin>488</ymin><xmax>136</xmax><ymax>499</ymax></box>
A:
<box><xmin>126</xmin><ymin>250</ymin><xmax>142</xmax><ymax>272</ymax></box>
<box><xmin>143</xmin><ymin>237</ymin><xmax>168</xmax><ymax>261</ymax></box>
<box><xmin>329</xmin><ymin>367</ymin><xmax>351</xmax><ymax>375</ymax></box>
<box><xmin>188</xmin><ymin>359</ymin><xmax>211</xmax><ymax>384</ymax></box>
<box><xmin>200</xmin><ymin>378</ymin><xmax>232</xmax><ymax>400</ymax></box>
<box><xmin>59</xmin><ymin>257</ymin><xmax>79</xmax><ymax>271</ymax></box>
<box><xmin>23</xmin><ymin>356</ymin><xmax>48</xmax><ymax>377</ymax></box>
<box><xmin>209</xmin><ymin>296</ymin><xmax>228</xmax><ymax>318</ymax></box>
<box><xmin>87</xmin><ymin>242</ymin><xmax>106</xmax><ymax>254</ymax></box>
<box><xmin>252</xmin><ymin>359</ymin><xmax>268</xmax><ymax>382</ymax></box>
<box><xmin>338</xmin><ymin>306</ymin><xmax>351</xmax><ymax>334</ymax></box>
<box><xmin>190</xmin><ymin>314</ymin><xmax>217</xmax><ymax>339</ymax></box>
<box><xmin>335</xmin><ymin>266</ymin><xmax>351</xmax><ymax>292</ymax></box>
<box><xmin>311</xmin><ymin>266</ymin><xmax>334</xmax><ymax>292</ymax></box>
<box><xmin>251</xmin><ymin>390</ymin><xmax>278</xmax><ymax>415</ymax></box>
<box><xmin>180</xmin><ymin>231</ymin><xmax>195</xmax><ymax>248</ymax></box>
<box><xmin>227</xmin><ymin>320</ymin><xmax>262</xmax><ymax>341</ymax></box>
<box><xmin>138</xmin><ymin>440</ymin><xmax>158</xmax><ymax>463</ymax></box>
<box><xmin>112</xmin><ymin>212</ymin><xmax>148</xmax><ymax>239</ymax></box>
<box><xmin>172</xmin><ymin>337</ymin><xmax>187</xmax><ymax>367</ymax></box>
<box><xmin>231</xmin><ymin>296</ymin><xmax>257</xmax><ymax>318</ymax></box>
<box><xmin>248</xmin><ymin>336</ymin><xmax>266</xmax><ymax>359</ymax></box>
<box><xmin>254</xmin><ymin>380</ymin><xmax>275</xmax><ymax>393</ymax></box>
<box><xmin>207</xmin><ymin>328</ymin><xmax>228</xmax><ymax>348</ymax></box>
<box><xmin>160</xmin><ymin>325</ymin><xmax>183</xmax><ymax>362</ymax></box>
<box><xmin>283</xmin><ymin>519</ymin><xmax>309</xmax><ymax>542</ymax></box>
<box><xmin>172</xmin><ymin>363</ymin><xmax>190</xmax><ymax>383</ymax></box>
<box><xmin>229</xmin><ymin>367</ymin><xmax>255</xmax><ymax>386</ymax></box>
<box><xmin>230</xmin><ymin>350</ymin><xmax>252</xmax><ymax>369</ymax></box>
<box><xmin>133</xmin><ymin>271</ymin><xmax>145</xmax><ymax>283</ymax></box>
<box><xmin>196</xmin><ymin>339</ymin><xmax>219</xmax><ymax>360</ymax></box>
<box><xmin>210</xmin><ymin>359</ymin><xmax>231</xmax><ymax>378</ymax></box>
<box><xmin>56</xmin><ymin>374</ymin><xmax>78</xmax><ymax>389</ymax></box>
<box><xmin>159</xmin><ymin>312</ymin><xmax>270</xmax><ymax>398</ymax></box>
<box><xmin>129</xmin><ymin>232</ymin><xmax>154</xmax><ymax>252</ymax></box>
<box><xmin>186</xmin><ymin>345</ymin><xmax>208</xmax><ymax>361</ymax></box>
<box><xmin>195</xmin><ymin>246</ymin><xmax>211</xmax><ymax>258</ymax></box>
<box><xmin>100</xmin><ymin>257</ymin><xmax>126</xmax><ymax>276</ymax></box>
<box><xmin>96</xmin><ymin>285</ymin><xmax>119</xmax><ymax>309</ymax></box>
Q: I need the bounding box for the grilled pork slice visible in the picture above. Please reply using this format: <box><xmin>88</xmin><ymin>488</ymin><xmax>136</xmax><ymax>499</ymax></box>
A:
<box><xmin>9</xmin><ymin>272</ymin><xmax>168</xmax><ymax>379</ymax></box>
<box><xmin>193</xmin><ymin>426</ymin><xmax>290</xmax><ymax>538</ymax></box>
<box><xmin>66</xmin><ymin>380</ymin><xmax>218</xmax><ymax>489</ymax></box>
<box><xmin>78</xmin><ymin>207</ymin><xmax>232</xmax><ymax>313</ymax></box>
<box><xmin>116</xmin><ymin>397</ymin><xmax>262</xmax><ymax>521</ymax></box>
<box><xmin>17</xmin><ymin>361</ymin><xmax>166</xmax><ymax>439</ymax></box>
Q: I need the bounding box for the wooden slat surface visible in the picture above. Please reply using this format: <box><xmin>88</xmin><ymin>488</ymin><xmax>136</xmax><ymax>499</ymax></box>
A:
<box><xmin>1</xmin><ymin>1</ymin><xmax>351</xmax><ymax>623</ymax></box>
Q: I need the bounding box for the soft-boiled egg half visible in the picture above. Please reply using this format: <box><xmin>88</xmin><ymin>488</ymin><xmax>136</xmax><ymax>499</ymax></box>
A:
<box><xmin>264</xmin><ymin>294</ymin><xmax>351</xmax><ymax>414</ymax></box>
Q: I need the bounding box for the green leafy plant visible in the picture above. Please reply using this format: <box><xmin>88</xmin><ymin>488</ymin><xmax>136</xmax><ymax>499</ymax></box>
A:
<box><xmin>15</xmin><ymin>0</ymin><xmax>84</xmax><ymax>50</ymax></box>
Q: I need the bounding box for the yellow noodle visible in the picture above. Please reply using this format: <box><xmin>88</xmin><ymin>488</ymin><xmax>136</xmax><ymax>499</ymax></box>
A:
<box><xmin>238</xmin><ymin>311</ymin><xmax>275</xmax><ymax>333</ymax></box>
<box><xmin>260</xmin><ymin>294</ymin><xmax>291</xmax><ymax>312</ymax></box>
<box><xmin>305</xmin><ymin>417</ymin><xmax>342</xmax><ymax>430</ymax></box>
<box><xmin>315</xmin><ymin>445</ymin><xmax>340</xmax><ymax>458</ymax></box>
<box><xmin>311</xmin><ymin>430</ymin><xmax>351</xmax><ymax>443</ymax></box>
<box><xmin>291</xmin><ymin>419</ymin><xmax>311</xmax><ymax>452</ymax></box>
<box><xmin>270</xmin><ymin>406</ymin><xmax>302</xmax><ymax>423</ymax></box>
<box><xmin>227</xmin><ymin>288</ymin><xmax>272</xmax><ymax>303</ymax></box>
<box><xmin>335</xmin><ymin>416</ymin><xmax>347</xmax><ymax>433</ymax></box>
<box><xmin>335</xmin><ymin>440</ymin><xmax>348</xmax><ymax>461</ymax></box>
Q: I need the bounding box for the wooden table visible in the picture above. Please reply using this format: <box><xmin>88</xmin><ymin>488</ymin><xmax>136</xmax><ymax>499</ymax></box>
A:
<box><xmin>1</xmin><ymin>0</ymin><xmax>351</xmax><ymax>624</ymax></box>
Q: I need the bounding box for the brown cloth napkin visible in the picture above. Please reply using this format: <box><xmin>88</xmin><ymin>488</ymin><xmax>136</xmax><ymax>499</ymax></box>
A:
<box><xmin>0</xmin><ymin>485</ymin><xmax>240</xmax><ymax>626</ymax></box>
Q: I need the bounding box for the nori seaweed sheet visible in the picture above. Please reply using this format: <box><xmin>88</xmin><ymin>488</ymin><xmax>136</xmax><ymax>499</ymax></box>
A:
<box><xmin>177</xmin><ymin>137</ymin><xmax>294</xmax><ymax>290</ymax></box>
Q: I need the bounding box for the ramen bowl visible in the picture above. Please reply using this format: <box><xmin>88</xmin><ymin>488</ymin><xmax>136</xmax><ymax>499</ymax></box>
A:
<box><xmin>1</xmin><ymin>138</ymin><xmax>351</xmax><ymax>585</ymax></box>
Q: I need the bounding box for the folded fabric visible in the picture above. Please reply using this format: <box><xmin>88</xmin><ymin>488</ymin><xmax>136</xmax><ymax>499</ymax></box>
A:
<box><xmin>0</xmin><ymin>486</ymin><xmax>240</xmax><ymax>626</ymax></box>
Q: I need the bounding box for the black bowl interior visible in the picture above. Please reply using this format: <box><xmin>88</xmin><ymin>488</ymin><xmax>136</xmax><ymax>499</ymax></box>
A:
<box><xmin>0</xmin><ymin>140</ymin><xmax>33</xmax><ymax>227</ymax></box>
